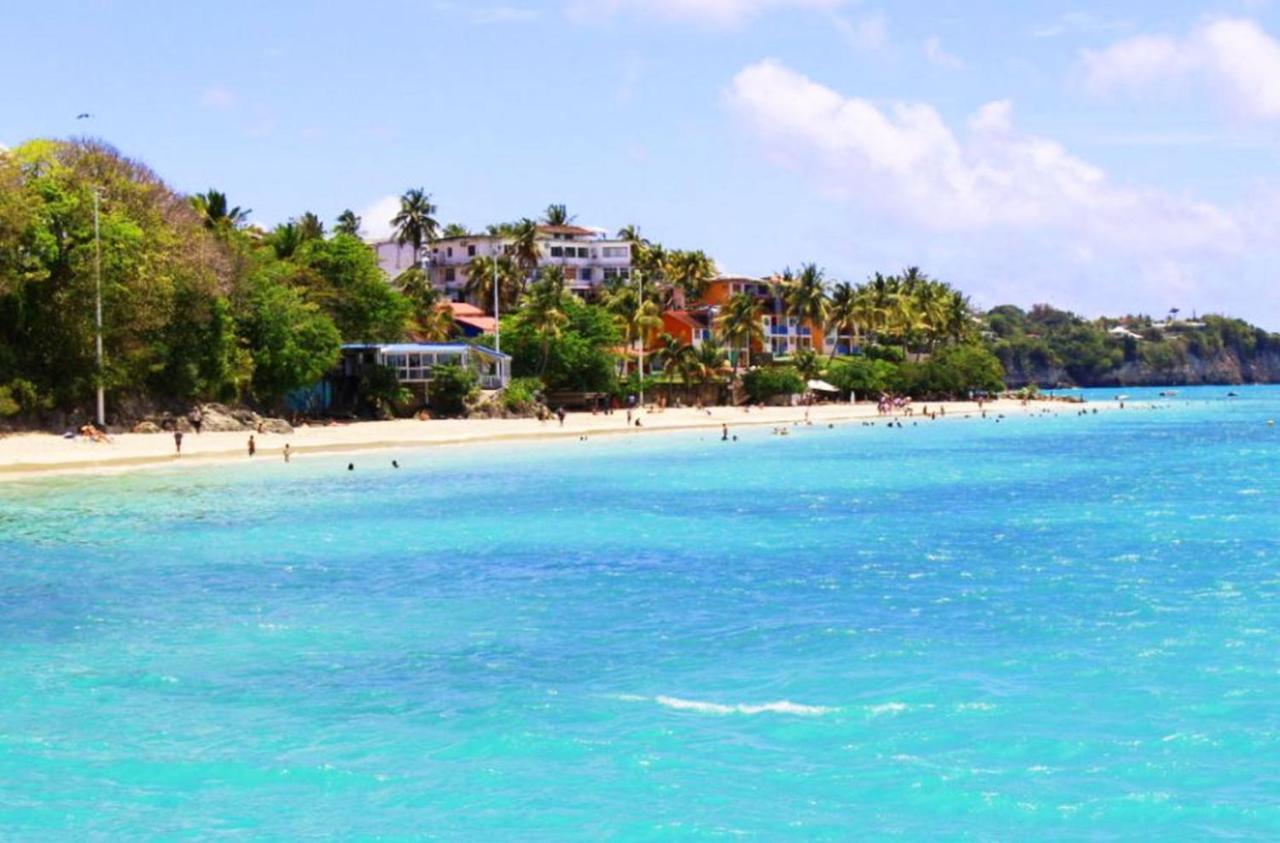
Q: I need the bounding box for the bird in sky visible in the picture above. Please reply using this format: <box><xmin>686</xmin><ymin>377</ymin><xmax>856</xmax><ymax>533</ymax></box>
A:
<box><xmin>76</xmin><ymin>113</ymin><xmax>92</xmax><ymax>119</ymax></box>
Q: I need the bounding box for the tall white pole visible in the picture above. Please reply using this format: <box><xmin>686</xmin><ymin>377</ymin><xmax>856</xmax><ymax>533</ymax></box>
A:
<box><xmin>637</xmin><ymin>268</ymin><xmax>644</xmax><ymax>409</ymax></box>
<box><xmin>93</xmin><ymin>190</ymin><xmax>105</xmax><ymax>428</ymax></box>
<box><xmin>493</xmin><ymin>248</ymin><xmax>500</xmax><ymax>354</ymax></box>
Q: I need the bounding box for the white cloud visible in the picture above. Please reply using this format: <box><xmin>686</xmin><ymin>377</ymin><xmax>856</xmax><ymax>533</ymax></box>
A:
<box><xmin>834</xmin><ymin>13</ymin><xmax>887</xmax><ymax>51</ymax></box>
<box><xmin>722</xmin><ymin>59</ymin><xmax>1266</xmax><ymax>320</ymax></box>
<box><xmin>358</xmin><ymin>195</ymin><xmax>402</xmax><ymax>241</ymax></box>
<box><xmin>565</xmin><ymin>0</ymin><xmax>844</xmax><ymax>26</ymax></box>
<box><xmin>1082</xmin><ymin>17</ymin><xmax>1280</xmax><ymax>119</ymax></box>
<box><xmin>199</xmin><ymin>85</ymin><xmax>237</xmax><ymax>110</ymax></box>
<box><xmin>923</xmin><ymin>36</ymin><xmax>964</xmax><ymax>69</ymax></box>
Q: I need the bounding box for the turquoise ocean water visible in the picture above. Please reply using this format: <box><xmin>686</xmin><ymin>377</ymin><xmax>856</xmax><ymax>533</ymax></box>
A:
<box><xmin>1</xmin><ymin>386</ymin><xmax>1278</xmax><ymax>838</ymax></box>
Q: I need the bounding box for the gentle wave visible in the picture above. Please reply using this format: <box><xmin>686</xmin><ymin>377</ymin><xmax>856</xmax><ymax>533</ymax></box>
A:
<box><xmin>651</xmin><ymin>695</ymin><xmax>835</xmax><ymax>716</ymax></box>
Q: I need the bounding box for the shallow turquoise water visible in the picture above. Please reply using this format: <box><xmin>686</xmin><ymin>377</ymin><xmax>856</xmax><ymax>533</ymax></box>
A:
<box><xmin>1</xmin><ymin>386</ymin><xmax>1279</xmax><ymax>839</ymax></box>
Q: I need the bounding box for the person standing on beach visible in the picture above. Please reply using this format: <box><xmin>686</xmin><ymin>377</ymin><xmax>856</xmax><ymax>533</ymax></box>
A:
<box><xmin>557</xmin><ymin>406</ymin><xmax>566</xmax><ymax>427</ymax></box>
<box><xmin>190</xmin><ymin>407</ymin><xmax>203</xmax><ymax>434</ymax></box>
<box><xmin>173</xmin><ymin>430</ymin><xmax>183</xmax><ymax>456</ymax></box>
<box><xmin>722</xmin><ymin>423</ymin><xmax>729</xmax><ymax>441</ymax></box>
<box><xmin>248</xmin><ymin>434</ymin><xmax>256</xmax><ymax>457</ymax></box>
<box><xmin>283</xmin><ymin>443</ymin><xmax>291</xmax><ymax>463</ymax></box>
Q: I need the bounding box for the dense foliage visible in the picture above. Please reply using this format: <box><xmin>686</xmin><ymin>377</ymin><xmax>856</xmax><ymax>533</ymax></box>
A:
<box><xmin>0</xmin><ymin>139</ymin><xmax>416</xmax><ymax>420</ymax></box>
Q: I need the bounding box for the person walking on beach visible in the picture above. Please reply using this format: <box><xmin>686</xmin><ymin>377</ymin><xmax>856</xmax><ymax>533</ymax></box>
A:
<box><xmin>557</xmin><ymin>406</ymin><xmax>566</xmax><ymax>427</ymax></box>
<box><xmin>248</xmin><ymin>434</ymin><xmax>256</xmax><ymax>457</ymax></box>
<box><xmin>173</xmin><ymin>430</ymin><xmax>183</xmax><ymax>456</ymax></box>
<box><xmin>190</xmin><ymin>407</ymin><xmax>203</xmax><ymax>434</ymax></box>
<box><xmin>722</xmin><ymin>423</ymin><xmax>729</xmax><ymax>442</ymax></box>
<box><xmin>283</xmin><ymin>443</ymin><xmax>291</xmax><ymax>463</ymax></box>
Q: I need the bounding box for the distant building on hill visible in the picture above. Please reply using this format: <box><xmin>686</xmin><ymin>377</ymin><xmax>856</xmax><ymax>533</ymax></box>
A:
<box><xmin>685</xmin><ymin>276</ymin><xmax>855</xmax><ymax>360</ymax></box>
<box><xmin>369</xmin><ymin>224</ymin><xmax>634</xmax><ymax>306</ymax></box>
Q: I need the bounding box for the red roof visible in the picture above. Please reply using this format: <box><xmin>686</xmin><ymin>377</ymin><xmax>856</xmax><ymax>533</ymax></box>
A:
<box><xmin>448</xmin><ymin>302</ymin><xmax>487</xmax><ymax>317</ymax></box>
<box><xmin>536</xmin><ymin>224</ymin><xmax>598</xmax><ymax>237</ymax></box>
<box><xmin>455</xmin><ymin>315</ymin><xmax>497</xmax><ymax>333</ymax></box>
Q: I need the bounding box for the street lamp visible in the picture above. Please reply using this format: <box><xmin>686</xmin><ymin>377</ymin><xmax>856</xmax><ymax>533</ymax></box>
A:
<box><xmin>492</xmin><ymin>245</ymin><xmax>501</xmax><ymax>354</ymax></box>
<box><xmin>93</xmin><ymin>189</ymin><xmax>105</xmax><ymax>428</ymax></box>
<box><xmin>636</xmin><ymin>267</ymin><xmax>645</xmax><ymax>409</ymax></box>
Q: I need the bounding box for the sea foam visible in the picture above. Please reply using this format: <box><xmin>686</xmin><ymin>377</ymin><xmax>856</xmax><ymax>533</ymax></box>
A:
<box><xmin>652</xmin><ymin>696</ymin><xmax>835</xmax><ymax>716</ymax></box>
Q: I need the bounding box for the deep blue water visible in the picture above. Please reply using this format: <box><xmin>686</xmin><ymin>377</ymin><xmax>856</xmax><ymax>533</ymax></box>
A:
<box><xmin>1</xmin><ymin>386</ymin><xmax>1278</xmax><ymax>839</ymax></box>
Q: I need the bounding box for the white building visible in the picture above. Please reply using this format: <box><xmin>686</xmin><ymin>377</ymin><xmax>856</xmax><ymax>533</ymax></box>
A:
<box><xmin>370</xmin><ymin>224</ymin><xmax>634</xmax><ymax>305</ymax></box>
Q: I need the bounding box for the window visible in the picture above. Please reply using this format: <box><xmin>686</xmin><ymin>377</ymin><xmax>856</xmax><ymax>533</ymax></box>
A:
<box><xmin>577</xmin><ymin>247</ymin><xmax>589</xmax><ymax>258</ymax></box>
<box><xmin>467</xmin><ymin>244</ymin><xmax>476</xmax><ymax>257</ymax></box>
<box><xmin>603</xmin><ymin>267</ymin><xmax>618</xmax><ymax>280</ymax></box>
<box><xmin>550</xmin><ymin>246</ymin><xmax>564</xmax><ymax>258</ymax></box>
<box><xmin>445</xmin><ymin>268</ymin><xmax>456</xmax><ymax>282</ymax></box>
<box><xmin>447</xmin><ymin>247</ymin><xmax>453</xmax><ymax>257</ymax></box>
<box><xmin>602</xmin><ymin>246</ymin><xmax>629</xmax><ymax>259</ymax></box>
<box><xmin>564</xmin><ymin>268</ymin><xmax>576</xmax><ymax>281</ymax></box>
<box><xmin>579</xmin><ymin>267</ymin><xmax>592</xmax><ymax>282</ymax></box>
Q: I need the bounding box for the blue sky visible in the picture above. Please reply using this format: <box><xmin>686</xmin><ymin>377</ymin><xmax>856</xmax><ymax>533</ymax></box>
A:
<box><xmin>4</xmin><ymin>0</ymin><xmax>1280</xmax><ymax>326</ymax></box>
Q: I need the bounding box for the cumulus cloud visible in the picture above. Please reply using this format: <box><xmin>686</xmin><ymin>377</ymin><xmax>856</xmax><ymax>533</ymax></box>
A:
<box><xmin>358</xmin><ymin>195</ymin><xmax>402</xmax><ymax>241</ymax></box>
<box><xmin>1081</xmin><ymin>18</ymin><xmax>1280</xmax><ymax>119</ymax></box>
<box><xmin>565</xmin><ymin>0</ymin><xmax>844</xmax><ymax>26</ymax></box>
<box><xmin>722</xmin><ymin>59</ymin><xmax>1271</xmax><ymax>321</ymax></box>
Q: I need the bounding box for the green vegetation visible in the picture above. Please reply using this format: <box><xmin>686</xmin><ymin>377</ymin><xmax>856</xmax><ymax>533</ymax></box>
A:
<box><xmin>0</xmin><ymin>139</ymin><xmax>425</xmax><ymax>420</ymax></box>
<box><xmin>427</xmin><ymin>363</ymin><xmax>478</xmax><ymax>416</ymax></box>
<box><xmin>743</xmin><ymin>366</ymin><xmax>804</xmax><ymax>403</ymax></box>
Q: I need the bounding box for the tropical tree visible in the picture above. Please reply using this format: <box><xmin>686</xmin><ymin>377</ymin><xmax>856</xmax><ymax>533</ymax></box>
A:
<box><xmin>441</xmin><ymin>222</ymin><xmax>469</xmax><ymax>238</ymax></box>
<box><xmin>542</xmin><ymin>203</ymin><xmax>574</xmax><ymax>226</ymax></box>
<box><xmin>689</xmin><ymin>341</ymin><xmax>728</xmax><ymax>394</ymax></box>
<box><xmin>508</xmin><ymin>217</ymin><xmax>541</xmax><ymax>287</ymax></box>
<box><xmin>519</xmin><ymin>266</ymin><xmax>572</xmax><ymax>375</ymax></box>
<box><xmin>829</xmin><ymin>281</ymin><xmax>861</xmax><ymax>358</ymax></box>
<box><xmin>298</xmin><ymin>211</ymin><xmax>325</xmax><ymax>242</ymax></box>
<box><xmin>792</xmin><ymin>347</ymin><xmax>823</xmax><ymax>382</ymax></box>
<box><xmin>268</xmin><ymin>222</ymin><xmax>302</xmax><ymax>260</ymax></box>
<box><xmin>783</xmin><ymin>263</ymin><xmax>831</xmax><ymax>354</ymax></box>
<box><xmin>334</xmin><ymin>209</ymin><xmax>361</xmax><ymax>237</ymax></box>
<box><xmin>653</xmin><ymin>333</ymin><xmax>694</xmax><ymax>382</ymax></box>
<box><xmin>190</xmin><ymin>189</ymin><xmax>250</xmax><ymax>232</ymax></box>
<box><xmin>464</xmin><ymin>254</ymin><xmax>521</xmax><ymax>314</ymax></box>
<box><xmin>392</xmin><ymin>188</ymin><xmax>439</xmax><ymax>252</ymax></box>
<box><xmin>716</xmin><ymin>292</ymin><xmax>764</xmax><ymax>372</ymax></box>
<box><xmin>665</xmin><ymin>249</ymin><xmax>717</xmax><ymax>308</ymax></box>
<box><xmin>394</xmin><ymin>267</ymin><xmax>455</xmax><ymax>342</ymax></box>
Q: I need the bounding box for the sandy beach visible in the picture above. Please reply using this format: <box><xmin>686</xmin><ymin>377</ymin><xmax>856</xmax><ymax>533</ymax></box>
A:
<box><xmin>0</xmin><ymin>398</ymin><xmax>1123</xmax><ymax>482</ymax></box>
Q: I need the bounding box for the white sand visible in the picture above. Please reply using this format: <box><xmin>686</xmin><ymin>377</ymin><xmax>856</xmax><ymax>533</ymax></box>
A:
<box><xmin>0</xmin><ymin>398</ymin><xmax>1110</xmax><ymax>481</ymax></box>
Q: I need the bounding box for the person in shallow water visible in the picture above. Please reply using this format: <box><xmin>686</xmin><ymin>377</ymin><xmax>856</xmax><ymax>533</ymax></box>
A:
<box><xmin>722</xmin><ymin>423</ymin><xmax>729</xmax><ymax>441</ymax></box>
<box><xmin>392</xmin><ymin>460</ymin><xmax>399</xmax><ymax>468</ymax></box>
<box><xmin>283</xmin><ymin>444</ymin><xmax>291</xmax><ymax>463</ymax></box>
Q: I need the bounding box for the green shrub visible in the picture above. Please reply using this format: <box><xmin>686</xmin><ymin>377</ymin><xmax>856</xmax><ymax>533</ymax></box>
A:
<box><xmin>897</xmin><ymin>345</ymin><xmax>1005</xmax><ymax>398</ymax></box>
<box><xmin>359</xmin><ymin>364</ymin><xmax>412</xmax><ymax>419</ymax></box>
<box><xmin>742</xmin><ymin>366</ymin><xmax>804</xmax><ymax>403</ymax></box>
<box><xmin>428</xmin><ymin>363</ymin><xmax>478</xmax><ymax>416</ymax></box>
<box><xmin>827</xmin><ymin>357</ymin><xmax>897</xmax><ymax>398</ymax></box>
<box><xmin>863</xmin><ymin>344</ymin><xmax>905</xmax><ymax>364</ymax></box>
<box><xmin>503</xmin><ymin>377</ymin><xmax>543</xmax><ymax>412</ymax></box>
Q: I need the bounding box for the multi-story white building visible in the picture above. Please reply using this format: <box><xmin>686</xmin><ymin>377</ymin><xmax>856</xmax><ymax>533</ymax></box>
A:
<box><xmin>371</xmin><ymin>224</ymin><xmax>634</xmax><ymax>306</ymax></box>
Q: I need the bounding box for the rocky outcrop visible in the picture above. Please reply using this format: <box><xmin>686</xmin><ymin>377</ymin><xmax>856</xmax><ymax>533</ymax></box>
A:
<box><xmin>1004</xmin><ymin>348</ymin><xmax>1280</xmax><ymax>388</ymax></box>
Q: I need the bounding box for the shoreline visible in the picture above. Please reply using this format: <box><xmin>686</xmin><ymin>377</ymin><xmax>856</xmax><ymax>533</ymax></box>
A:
<box><xmin>0</xmin><ymin>398</ymin><xmax>1120</xmax><ymax>483</ymax></box>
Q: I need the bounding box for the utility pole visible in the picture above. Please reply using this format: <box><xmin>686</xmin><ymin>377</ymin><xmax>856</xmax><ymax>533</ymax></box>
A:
<box><xmin>493</xmin><ymin>247</ymin><xmax>501</xmax><ymax>354</ymax></box>
<box><xmin>93</xmin><ymin>189</ymin><xmax>105</xmax><ymax>428</ymax></box>
<box><xmin>637</xmin><ymin>268</ymin><xmax>644</xmax><ymax>410</ymax></box>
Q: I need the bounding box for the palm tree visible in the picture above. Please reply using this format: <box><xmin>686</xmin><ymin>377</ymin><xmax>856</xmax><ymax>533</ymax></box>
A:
<box><xmin>334</xmin><ymin>209</ymin><xmax>361</xmax><ymax>237</ymax></box>
<box><xmin>520</xmin><ymin>266</ymin><xmax>572</xmax><ymax>375</ymax></box>
<box><xmin>190</xmin><ymin>189</ymin><xmax>250</xmax><ymax>232</ymax></box>
<box><xmin>464</xmin><ymin>254</ymin><xmax>521</xmax><ymax>314</ymax></box>
<box><xmin>542</xmin><ymin>204</ymin><xmax>575</xmax><ymax>226</ymax></box>
<box><xmin>269</xmin><ymin>222</ymin><xmax>302</xmax><ymax>259</ymax></box>
<box><xmin>653</xmin><ymin>332</ymin><xmax>691</xmax><ymax>377</ymax></box>
<box><xmin>391</xmin><ymin>188</ymin><xmax>440</xmax><ymax>253</ymax></box>
<box><xmin>395</xmin><ymin>267</ymin><xmax>454</xmax><ymax>341</ymax></box>
<box><xmin>298</xmin><ymin>211</ymin><xmax>325</xmax><ymax>242</ymax></box>
<box><xmin>784</xmin><ymin>263</ymin><xmax>831</xmax><ymax>354</ymax></box>
<box><xmin>716</xmin><ymin>292</ymin><xmax>764</xmax><ymax>372</ymax></box>
<box><xmin>616</xmin><ymin>223</ymin><xmax>646</xmax><ymax>244</ymax></box>
<box><xmin>690</xmin><ymin>341</ymin><xmax>728</xmax><ymax>397</ymax></box>
<box><xmin>441</xmin><ymin>222</ymin><xmax>469</xmax><ymax>238</ymax></box>
<box><xmin>665</xmin><ymin>249</ymin><xmax>717</xmax><ymax>308</ymax></box>
<box><xmin>792</xmin><ymin>348</ymin><xmax>823</xmax><ymax>382</ymax></box>
<box><xmin>829</xmin><ymin>281</ymin><xmax>861</xmax><ymax>358</ymax></box>
<box><xmin>508</xmin><ymin>217</ymin><xmax>541</xmax><ymax>289</ymax></box>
